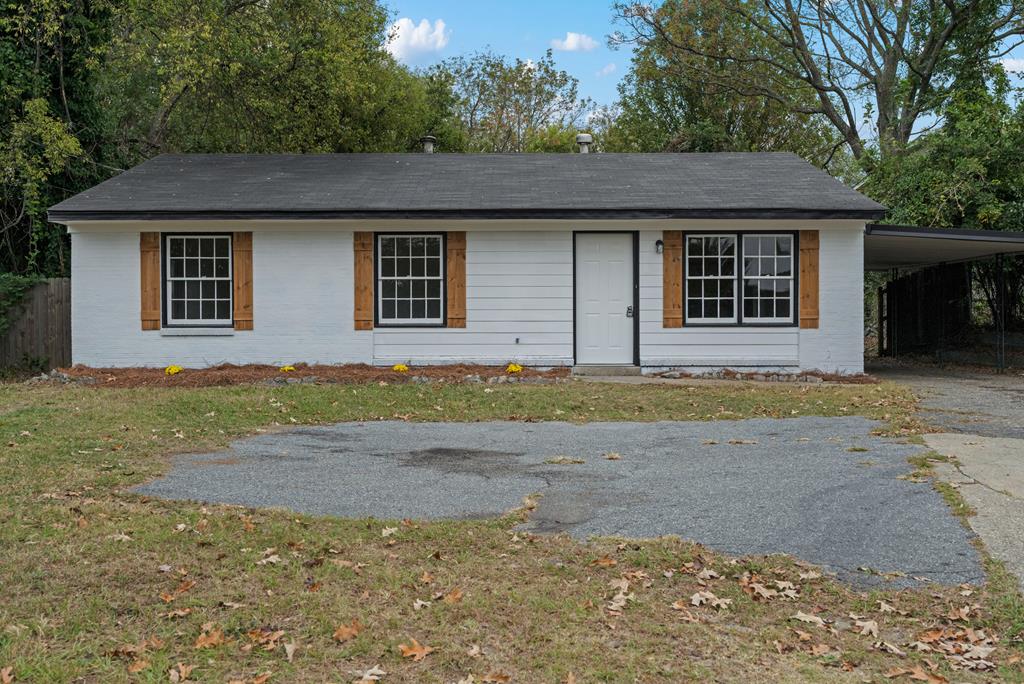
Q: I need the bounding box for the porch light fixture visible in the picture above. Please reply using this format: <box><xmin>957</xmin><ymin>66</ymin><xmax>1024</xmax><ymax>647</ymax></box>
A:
<box><xmin>655</xmin><ymin>239</ymin><xmax>664</xmax><ymax>254</ymax></box>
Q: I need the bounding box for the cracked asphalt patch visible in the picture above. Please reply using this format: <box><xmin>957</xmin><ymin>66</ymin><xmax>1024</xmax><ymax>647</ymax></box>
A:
<box><xmin>136</xmin><ymin>416</ymin><xmax>983</xmax><ymax>587</ymax></box>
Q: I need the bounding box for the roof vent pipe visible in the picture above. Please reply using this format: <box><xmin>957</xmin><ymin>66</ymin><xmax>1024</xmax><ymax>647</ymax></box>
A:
<box><xmin>419</xmin><ymin>135</ymin><xmax>436</xmax><ymax>153</ymax></box>
<box><xmin>576</xmin><ymin>133</ymin><xmax>593</xmax><ymax>153</ymax></box>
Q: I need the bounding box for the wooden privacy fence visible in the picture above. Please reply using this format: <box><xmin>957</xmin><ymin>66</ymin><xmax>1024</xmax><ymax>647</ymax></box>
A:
<box><xmin>1</xmin><ymin>278</ymin><xmax>71</xmax><ymax>369</ymax></box>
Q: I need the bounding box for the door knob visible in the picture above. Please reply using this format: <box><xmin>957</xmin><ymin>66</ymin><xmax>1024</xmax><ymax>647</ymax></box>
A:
<box><xmin>625</xmin><ymin>305</ymin><xmax>634</xmax><ymax>318</ymax></box>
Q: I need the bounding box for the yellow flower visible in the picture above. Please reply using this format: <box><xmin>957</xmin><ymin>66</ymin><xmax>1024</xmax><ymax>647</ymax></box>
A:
<box><xmin>164</xmin><ymin>365</ymin><xmax>183</xmax><ymax>376</ymax></box>
<box><xmin>392</xmin><ymin>363</ymin><xmax>409</xmax><ymax>373</ymax></box>
<box><xmin>506</xmin><ymin>363</ymin><xmax>523</xmax><ymax>374</ymax></box>
<box><xmin>279</xmin><ymin>365</ymin><xmax>296</xmax><ymax>372</ymax></box>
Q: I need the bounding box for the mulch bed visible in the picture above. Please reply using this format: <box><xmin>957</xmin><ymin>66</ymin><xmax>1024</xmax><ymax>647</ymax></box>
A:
<box><xmin>58</xmin><ymin>363</ymin><xmax>569</xmax><ymax>389</ymax></box>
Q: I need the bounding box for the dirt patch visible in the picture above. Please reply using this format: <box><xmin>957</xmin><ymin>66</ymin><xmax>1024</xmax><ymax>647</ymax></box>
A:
<box><xmin>59</xmin><ymin>363</ymin><xmax>569</xmax><ymax>388</ymax></box>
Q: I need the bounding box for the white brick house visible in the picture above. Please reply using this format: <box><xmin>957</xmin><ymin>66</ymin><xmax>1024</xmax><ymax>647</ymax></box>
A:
<box><xmin>49</xmin><ymin>152</ymin><xmax>886</xmax><ymax>373</ymax></box>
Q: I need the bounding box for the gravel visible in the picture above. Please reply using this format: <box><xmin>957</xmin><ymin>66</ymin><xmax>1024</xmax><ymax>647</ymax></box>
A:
<box><xmin>136</xmin><ymin>416</ymin><xmax>983</xmax><ymax>587</ymax></box>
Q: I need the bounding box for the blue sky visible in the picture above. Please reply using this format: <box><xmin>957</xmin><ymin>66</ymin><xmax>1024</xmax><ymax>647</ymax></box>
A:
<box><xmin>383</xmin><ymin>0</ymin><xmax>627</xmax><ymax>106</ymax></box>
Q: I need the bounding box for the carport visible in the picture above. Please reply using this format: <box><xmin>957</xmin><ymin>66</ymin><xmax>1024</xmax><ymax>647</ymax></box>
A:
<box><xmin>864</xmin><ymin>224</ymin><xmax>1024</xmax><ymax>370</ymax></box>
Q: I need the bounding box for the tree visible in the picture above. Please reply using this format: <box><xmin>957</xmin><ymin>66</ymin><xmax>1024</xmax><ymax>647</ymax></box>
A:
<box><xmin>101</xmin><ymin>0</ymin><xmax>444</xmax><ymax>156</ymax></box>
<box><xmin>431</xmin><ymin>50</ymin><xmax>593</xmax><ymax>152</ymax></box>
<box><xmin>612</xmin><ymin>0</ymin><xmax>1024</xmax><ymax>162</ymax></box>
<box><xmin>603</xmin><ymin>0</ymin><xmax>844</xmax><ymax>168</ymax></box>
<box><xmin>1</xmin><ymin>0</ymin><xmax>114</xmax><ymax>275</ymax></box>
<box><xmin>863</xmin><ymin>73</ymin><xmax>1024</xmax><ymax>326</ymax></box>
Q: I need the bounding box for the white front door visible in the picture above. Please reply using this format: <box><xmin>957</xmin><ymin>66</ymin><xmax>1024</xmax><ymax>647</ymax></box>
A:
<box><xmin>575</xmin><ymin>233</ymin><xmax>635</xmax><ymax>365</ymax></box>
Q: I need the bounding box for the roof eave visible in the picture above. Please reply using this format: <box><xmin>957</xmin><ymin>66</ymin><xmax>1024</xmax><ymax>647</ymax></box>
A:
<box><xmin>49</xmin><ymin>207</ymin><xmax>887</xmax><ymax>223</ymax></box>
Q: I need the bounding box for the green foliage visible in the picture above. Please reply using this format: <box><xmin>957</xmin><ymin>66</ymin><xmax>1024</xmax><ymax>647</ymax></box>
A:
<box><xmin>863</xmin><ymin>74</ymin><xmax>1024</xmax><ymax>327</ymax></box>
<box><xmin>430</xmin><ymin>50</ymin><xmax>592</xmax><ymax>152</ymax></box>
<box><xmin>0</xmin><ymin>272</ymin><xmax>42</xmax><ymax>336</ymax></box>
<box><xmin>1</xmin><ymin>0</ymin><xmax>112</xmax><ymax>276</ymax></box>
<box><xmin>100</xmin><ymin>0</ymin><xmax>444</xmax><ymax>154</ymax></box>
<box><xmin>603</xmin><ymin>0</ymin><xmax>841</xmax><ymax>166</ymax></box>
<box><xmin>863</xmin><ymin>78</ymin><xmax>1024</xmax><ymax>232</ymax></box>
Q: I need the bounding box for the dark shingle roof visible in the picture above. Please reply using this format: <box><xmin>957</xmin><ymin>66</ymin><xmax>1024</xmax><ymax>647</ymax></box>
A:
<box><xmin>48</xmin><ymin>152</ymin><xmax>885</xmax><ymax>221</ymax></box>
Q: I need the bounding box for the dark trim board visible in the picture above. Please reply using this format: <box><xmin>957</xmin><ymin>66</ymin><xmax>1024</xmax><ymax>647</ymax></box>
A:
<box><xmin>50</xmin><ymin>207</ymin><xmax>887</xmax><ymax>223</ymax></box>
<box><xmin>572</xmin><ymin>231</ymin><xmax>641</xmax><ymax>367</ymax></box>
<box><xmin>865</xmin><ymin>223</ymin><xmax>1024</xmax><ymax>242</ymax></box>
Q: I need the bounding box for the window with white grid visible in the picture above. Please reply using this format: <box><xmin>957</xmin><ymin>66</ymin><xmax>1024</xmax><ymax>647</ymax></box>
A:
<box><xmin>165</xmin><ymin>235</ymin><xmax>232</xmax><ymax>325</ymax></box>
<box><xmin>377</xmin><ymin>234</ymin><xmax>445</xmax><ymax>325</ymax></box>
<box><xmin>742</xmin><ymin>234</ymin><xmax>794</xmax><ymax>323</ymax></box>
<box><xmin>685</xmin><ymin>235</ymin><xmax>737</xmax><ymax>323</ymax></box>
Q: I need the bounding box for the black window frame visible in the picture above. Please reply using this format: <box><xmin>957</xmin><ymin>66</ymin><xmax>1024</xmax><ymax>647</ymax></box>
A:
<box><xmin>373</xmin><ymin>232</ymin><xmax>448</xmax><ymax>328</ymax></box>
<box><xmin>682</xmin><ymin>230</ymin><xmax>800</xmax><ymax>328</ymax></box>
<box><xmin>161</xmin><ymin>232</ymin><xmax>235</xmax><ymax>329</ymax></box>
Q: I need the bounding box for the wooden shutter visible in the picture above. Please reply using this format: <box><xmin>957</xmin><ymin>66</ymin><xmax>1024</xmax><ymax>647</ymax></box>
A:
<box><xmin>662</xmin><ymin>231</ymin><xmax>684</xmax><ymax>328</ymax></box>
<box><xmin>353</xmin><ymin>232</ymin><xmax>374</xmax><ymax>330</ymax></box>
<box><xmin>799</xmin><ymin>230</ymin><xmax>819</xmax><ymax>329</ymax></box>
<box><xmin>446</xmin><ymin>232</ymin><xmax>466</xmax><ymax>328</ymax></box>
<box><xmin>233</xmin><ymin>232</ymin><xmax>254</xmax><ymax>330</ymax></box>
<box><xmin>140</xmin><ymin>232</ymin><xmax>161</xmax><ymax>330</ymax></box>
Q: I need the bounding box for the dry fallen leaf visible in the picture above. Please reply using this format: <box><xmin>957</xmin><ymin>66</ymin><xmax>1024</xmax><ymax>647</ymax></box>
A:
<box><xmin>333</xmin><ymin>619</ymin><xmax>363</xmax><ymax>643</ymax></box>
<box><xmin>481</xmin><ymin>673</ymin><xmax>511</xmax><ymax>683</ymax></box>
<box><xmin>351</xmin><ymin>665</ymin><xmax>386</xmax><ymax>683</ymax></box>
<box><xmin>443</xmin><ymin>587</ymin><xmax>463</xmax><ymax>604</ymax></box>
<box><xmin>413</xmin><ymin>599</ymin><xmax>431</xmax><ymax>611</ymax></box>
<box><xmin>398</xmin><ymin>637</ymin><xmax>434</xmax><ymax>661</ymax></box>
<box><xmin>194</xmin><ymin>624</ymin><xmax>226</xmax><ymax>649</ymax></box>
<box><xmin>284</xmin><ymin>641</ymin><xmax>297</xmax><ymax>662</ymax></box>
<box><xmin>0</xmin><ymin>667</ymin><xmax>11</xmax><ymax>684</ymax></box>
<box><xmin>168</xmin><ymin>663</ymin><xmax>194</xmax><ymax>683</ymax></box>
<box><xmin>591</xmin><ymin>556</ymin><xmax>617</xmax><ymax>567</ymax></box>
<box><xmin>791</xmin><ymin>611</ymin><xmax>827</xmax><ymax>628</ymax></box>
<box><xmin>855</xmin><ymin>619</ymin><xmax>880</xmax><ymax>638</ymax></box>
<box><xmin>690</xmin><ymin>591</ymin><xmax>731</xmax><ymax>610</ymax></box>
<box><xmin>127</xmin><ymin>659</ymin><xmax>149</xmax><ymax>674</ymax></box>
<box><xmin>381</xmin><ymin>527</ymin><xmax>398</xmax><ymax>538</ymax></box>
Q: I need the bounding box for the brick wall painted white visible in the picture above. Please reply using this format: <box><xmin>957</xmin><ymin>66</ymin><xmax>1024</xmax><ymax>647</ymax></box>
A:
<box><xmin>798</xmin><ymin>227</ymin><xmax>865</xmax><ymax>373</ymax></box>
<box><xmin>71</xmin><ymin>231</ymin><xmax>372</xmax><ymax>367</ymax></box>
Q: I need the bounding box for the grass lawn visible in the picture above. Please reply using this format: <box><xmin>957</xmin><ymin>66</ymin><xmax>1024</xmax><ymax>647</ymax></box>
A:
<box><xmin>0</xmin><ymin>379</ymin><xmax>1020</xmax><ymax>683</ymax></box>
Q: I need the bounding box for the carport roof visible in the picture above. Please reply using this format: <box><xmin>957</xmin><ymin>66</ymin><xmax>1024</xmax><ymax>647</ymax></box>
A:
<box><xmin>864</xmin><ymin>224</ymin><xmax>1024</xmax><ymax>271</ymax></box>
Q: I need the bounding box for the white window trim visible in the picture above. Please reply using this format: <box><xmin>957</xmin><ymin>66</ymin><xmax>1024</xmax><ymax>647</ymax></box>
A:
<box><xmin>164</xmin><ymin>234</ymin><xmax>234</xmax><ymax>327</ymax></box>
<box><xmin>741</xmin><ymin>233</ymin><xmax>795</xmax><ymax>324</ymax></box>
<box><xmin>376</xmin><ymin>234</ymin><xmax>446</xmax><ymax>326</ymax></box>
<box><xmin>685</xmin><ymin>233</ymin><xmax>738</xmax><ymax>324</ymax></box>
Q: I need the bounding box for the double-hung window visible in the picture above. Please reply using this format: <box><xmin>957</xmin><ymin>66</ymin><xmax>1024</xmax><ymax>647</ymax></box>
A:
<box><xmin>742</xmin><ymin>234</ymin><xmax>794</xmax><ymax>323</ymax></box>
<box><xmin>377</xmin><ymin>234</ymin><xmax>445</xmax><ymax>325</ymax></box>
<box><xmin>684</xmin><ymin>233</ymin><xmax>796</xmax><ymax>325</ymax></box>
<box><xmin>165</xmin><ymin>235</ymin><xmax>232</xmax><ymax>326</ymax></box>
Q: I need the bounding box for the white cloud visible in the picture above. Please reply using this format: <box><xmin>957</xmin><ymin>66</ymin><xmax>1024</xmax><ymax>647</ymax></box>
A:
<box><xmin>550</xmin><ymin>31</ymin><xmax>598</xmax><ymax>52</ymax></box>
<box><xmin>387</xmin><ymin>18</ymin><xmax>450</xmax><ymax>62</ymax></box>
<box><xmin>596</xmin><ymin>62</ymin><xmax>617</xmax><ymax>77</ymax></box>
<box><xmin>1001</xmin><ymin>57</ymin><xmax>1024</xmax><ymax>72</ymax></box>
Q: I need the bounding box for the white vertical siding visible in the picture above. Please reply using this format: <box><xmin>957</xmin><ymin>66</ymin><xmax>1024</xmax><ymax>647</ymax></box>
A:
<box><xmin>71</xmin><ymin>230</ymin><xmax>372</xmax><ymax>367</ymax></box>
<box><xmin>371</xmin><ymin>231</ymin><xmax>574</xmax><ymax>365</ymax></box>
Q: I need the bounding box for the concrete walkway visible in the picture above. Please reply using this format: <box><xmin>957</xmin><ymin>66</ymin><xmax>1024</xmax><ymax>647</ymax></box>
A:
<box><xmin>926</xmin><ymin>433</ymin><xmax>1024</xmax><ymax>590</ymax></box>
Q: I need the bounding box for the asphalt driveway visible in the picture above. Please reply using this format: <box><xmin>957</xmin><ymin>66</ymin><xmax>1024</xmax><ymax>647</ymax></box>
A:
<box><xmin>136</xmin><ymin>416</ymin><xmax>982</xmax><ymax>586</ymax></box>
